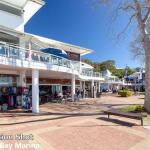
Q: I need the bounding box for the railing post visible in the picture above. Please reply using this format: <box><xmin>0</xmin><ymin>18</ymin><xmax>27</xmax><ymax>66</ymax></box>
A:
<box><xmin>71</xmin><ymin>74</ymin><xmax>76</xmax><ymax>101</ymax></box>
<box><xmin>29</xmin><ymin>42</ymin><xmax>32</xmax><ymax>61</ymax></box>
<box><xmin>7</xmin><ymin>46</ymin><xmax>9</xmax><ymax>58</ymax></box>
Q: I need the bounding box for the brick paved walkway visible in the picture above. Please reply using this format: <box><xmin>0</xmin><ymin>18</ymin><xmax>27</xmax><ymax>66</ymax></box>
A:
<box><xmin>0</xmin><ymin>94</ymin><xmax>149</xmax><ymax>150</ymax></box>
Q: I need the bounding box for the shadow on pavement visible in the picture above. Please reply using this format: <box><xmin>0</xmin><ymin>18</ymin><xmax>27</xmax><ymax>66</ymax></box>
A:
<box><xmin>0</xmin><ymin>112</ymin><xmax>103</xmax><ymax>117</ymax></box>
<box><xmin>0</xmin><ymin>115</ymin><xmax>72</xmax><ymax>126</ymax></box>
<box><xmin>0</xmin><ymin>112</ymin><xmax>104</xmax><ymax>126</ymax></box>
<box><xmin>97</xmin><ymin>117</ymin><xmax>138</xmax><ymax>127</ymax></box>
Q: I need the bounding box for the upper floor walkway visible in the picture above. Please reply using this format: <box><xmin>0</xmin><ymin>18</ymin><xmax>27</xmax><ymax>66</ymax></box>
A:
<box><xmin>0</xmin><ymin>41</ymin><xmax>104</xmax><ymax>81</ymax></box>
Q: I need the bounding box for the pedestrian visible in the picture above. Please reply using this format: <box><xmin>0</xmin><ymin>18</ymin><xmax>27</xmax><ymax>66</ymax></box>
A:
<box><xmin>76</xmin><ymin>89</ymin><xmax>80</xmax><ymax>101</ymax></box>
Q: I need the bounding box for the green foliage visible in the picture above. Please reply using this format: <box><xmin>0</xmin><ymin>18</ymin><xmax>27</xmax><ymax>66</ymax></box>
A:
<box><xmin>121</xmin><ymin>105</ymin><xmax>146</xmax><ymax>113</ymax></box>
<box><xmin>82</xmin><ymin>59</ymin><xmax>93</xmax><ymax>66</ymax></box>
<box><xmin>135</xmin><ymin>105</ymin><xmax>145</xmax><ymax>112</ymax></box>
<box><xmin>118</xmin><ymin>90</ymin><xmax>133</xmax><ymax>97</ymax></box>
<box><xmin>82</xmin><ymin>59</ymin><xmax>136</xmax><ymax>79</ymax></box>
<box><xmin>111</xmin><ymin>69</ymin><xmax>124</xmax><ymax>79</ymax></box>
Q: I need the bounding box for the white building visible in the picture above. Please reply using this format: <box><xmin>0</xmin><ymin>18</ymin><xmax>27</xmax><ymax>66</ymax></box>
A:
<box><xmin>0</xmin><ymin>0</ymin><xmax>104</xmax><ymax>113</ymax></box>
<box><xmin>123</xmin><ymin>69</ymin><xmax>145</xmax><ymax>91</ymax></box>
<box><xmin>101</xmin><ymin>69</ymin><xmax>122</xmax><ymax>92</ymax></box>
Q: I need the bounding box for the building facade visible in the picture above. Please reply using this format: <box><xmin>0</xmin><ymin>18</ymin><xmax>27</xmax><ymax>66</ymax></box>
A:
<box><xmin>0</xmin><ymin>0</ymin><xmax>104</xmax><ymax>113</ymax></box>
<box><xmin>123</xmin><ymin>69</ymin><xmax>145</xmax><ymax>91</ymax></box>
<box><xmin>100</xmin><ymin>70</ymin><xmax>122</xmax><ymax>92</ymax></box>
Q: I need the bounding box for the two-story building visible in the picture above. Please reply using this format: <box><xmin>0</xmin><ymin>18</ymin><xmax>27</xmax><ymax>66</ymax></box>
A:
<box><xmin>100</xmin><ymin>69</ymin><xmax>122</xmax><ymax>92</ymax></box>
<box><xmin>0</xmin><ymin>0</ymin><xmax>104</xmax><ymax>113</ymax></box>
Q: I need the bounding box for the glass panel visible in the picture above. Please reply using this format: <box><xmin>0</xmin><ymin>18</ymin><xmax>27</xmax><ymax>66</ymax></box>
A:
<box><xmin>0</xmin><ymin>45</ymin><xmax>6</xmax><ymax>55</ymax></box>
<box><xmin>9</xmin><ymin>47</ymin><xmax>19</xmax><ymax>59</ymax></box>
<box><xmin>51</xmin><ymin>85</ymin><xmax>61</xmax><ymax>94</ymax></box>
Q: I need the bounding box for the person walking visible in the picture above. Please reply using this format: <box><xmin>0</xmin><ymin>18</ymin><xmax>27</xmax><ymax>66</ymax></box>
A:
<box><xmin>76</xmin><ymin>89</ymin><xmax>80</xmax><ymax>101</ymax></box>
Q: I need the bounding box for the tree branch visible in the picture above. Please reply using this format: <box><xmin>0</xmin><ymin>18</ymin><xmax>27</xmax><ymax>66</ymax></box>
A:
<box><xmin>143</xmin><ymin>7</ymin><xmax>150</xmax><ymax>22</ymax></box>
<box><xmin>118</xmin><ymin>5</ymin><xmax>136</xmax><ymax>11</ymax></box>
<box><xmin>117</xmin><ymin>13</ymin><xmax>136</xmax><ymax>39</ymax></box>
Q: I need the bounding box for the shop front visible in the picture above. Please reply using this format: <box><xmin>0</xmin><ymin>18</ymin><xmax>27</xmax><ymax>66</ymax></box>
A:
<box><xmin>0</xmin><ymin>74</ymin><xmax>28</xmax><ymax>111</ymax></box>
<box><xmin>27</xmin><ymin>78</ymin><xmax>80</xmax><ymax>104</ymax></box>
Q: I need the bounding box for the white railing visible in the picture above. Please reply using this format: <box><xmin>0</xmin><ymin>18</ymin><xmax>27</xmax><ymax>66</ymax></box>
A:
<box><xmin>0</xmin><ymin>42</ymin><xmax>105</xmax><ymax>79</ymax></box>
<box><xmin>0</xmin><ymin>42</ymin><xmax>80</xmax><ymax>69</ymax></box>
<box><xmin>71</xmin><ymin>61</ymin><xmax>80</xmax><ymax>72</ymax></box>
<box><xmin>81</xmin><ymin>70</ymin><xmax>102</xmax><ymax>78</ymax></box>
<box><xmin>107</xmin><ymin>79</ymin><xmax>122</xmax><ymax>83</ymax></box>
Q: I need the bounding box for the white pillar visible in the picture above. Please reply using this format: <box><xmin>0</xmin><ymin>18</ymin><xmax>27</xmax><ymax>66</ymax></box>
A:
<box><xmin>98</xmin><ymin>81</ymin><xmax>101</xmax><ymax>92</ymax></box>
<box><xmin>19</xmin><ymin>37</ymin><xmax>26</xmax><ymax>60</ymax></box>
<box><xmin>28</xmin><ymin>41</ymin><xmax>32</xmax><ymax>61</ymax></box>
<box><xmin>83</xmin><ymin>81</ymin><xmax>85</xmax><ymax>98</ymax></box>
<box><xmin>80</xmin><ymin>80</ymin><xmax>82</xmax><ymax>90</ymax></box>
<box><xmin>91</xmin><ymin>80</ymin><xmax>94</xmax><ymax>98</ymax></box>
<box><xmin>18</xmin><ymin>70</ymin><xmax>26</xmax><ymax>107</ymax></box>
<box><xmin>96</xmin><ymin>82</ymin><xmax>98</xmax><ymax>92</ymax></box>
<box><xmin>18</xmin><ymin>70</ymin><xmax>26</xmax><ymax>87</ymax></box>
<box><xmin>71</xmin><ymin>74</ymin><xmax>75</xmax><ymax>101</ymax></box>
<box><xmin>32</xmin><ymin>69</ymin><xmax>39</xmax><ymax>113</ymax></box>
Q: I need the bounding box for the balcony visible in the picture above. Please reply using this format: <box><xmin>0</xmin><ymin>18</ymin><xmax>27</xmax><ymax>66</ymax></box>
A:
<box><xmin>0</xmin><ymin>42</ymin><xmax>82</xmax><ymax>72</ymax></box>
<box><xmin>107</xmin><ymin>79</ymin><xmax>122</xmax><ymax>84</ymax></box>
<box><xmin>0</xmin><ymin>42</ymin><xmax>105</xmax><ymax>81</ymax></box>
<box><xmin>81</xmin><ymin>70</ymin><xmax>102</xmax><ymax>78</ymax></box>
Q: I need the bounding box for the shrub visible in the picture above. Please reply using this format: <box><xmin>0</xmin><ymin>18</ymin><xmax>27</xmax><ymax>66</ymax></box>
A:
<box><xmin>135</xmin><ymin>105</ymin><xmax>145</xmax><ymax>112</ymax></box>
<box><xmin>120</xmin><ymin>105</ymin><xmax>146</xmax><ymax>113</ymax></box>
<box><xmin>118</xmin><ymin>90</ymin><xmax>132</xmax><ymax>97</ymax></box>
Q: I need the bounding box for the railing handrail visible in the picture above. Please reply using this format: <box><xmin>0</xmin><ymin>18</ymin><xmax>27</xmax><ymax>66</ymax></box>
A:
<box><xmin>0</xmin><ymin>41</ymin><xmax>103</xmax><ymax>78</ymax></box>
<box><xmin>0</xmin><ymin>41</ymin><xmax>70</xmax><ymax>62</ymax></box>
<box><xmin>81</xmin><ymin>71</ymin><xmax>102</xmax><ymax>78</ymax></box>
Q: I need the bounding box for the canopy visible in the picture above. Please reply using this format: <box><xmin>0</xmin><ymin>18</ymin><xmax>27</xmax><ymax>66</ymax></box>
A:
<box><xmin>41</xmin><ymin>48</ymin><xmax>68</xmax><ymax>59</ymax></box>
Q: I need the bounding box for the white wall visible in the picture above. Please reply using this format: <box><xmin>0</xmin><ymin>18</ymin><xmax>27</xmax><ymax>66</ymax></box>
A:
<box><xmin>0</xmin><ymin>10</ymin><xmax>24</xmax><ymax>31</ymax></box>
<box><xmin>0</xmin><ymin>1</ymin><xmax>43</xmax><ymax>32</ymax></box>
<box><xmin>23</xmin><ymin>1</ymin><xmax>43</xmax><ymax>26</ymax></box>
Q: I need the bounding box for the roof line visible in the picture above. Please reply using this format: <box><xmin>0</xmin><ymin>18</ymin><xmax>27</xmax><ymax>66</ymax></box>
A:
<box><xmin>0</xmin><ymin>0</ymin><xmax>45</xmax><ymax>10</ymax></box>
<box><xmin>0</xmin><ymin>0</ymin><xmax>22</xmax><ymax>10</ymax></box>
<box><xmin>26</xmin><ymin>33</ymin><xmax>94</xmax><ymax>55</ymax></box>
<box><xmin>30</xmin><ymin>0</ymin><xmax>45</xmax><ymax>6</ymax></box>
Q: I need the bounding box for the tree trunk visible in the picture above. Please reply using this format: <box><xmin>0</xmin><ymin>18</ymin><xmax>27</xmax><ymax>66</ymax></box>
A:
<box><xmin>144</xmin><ymin>41</ymin><xmax>150</xmax><ymax>113</ymax></box>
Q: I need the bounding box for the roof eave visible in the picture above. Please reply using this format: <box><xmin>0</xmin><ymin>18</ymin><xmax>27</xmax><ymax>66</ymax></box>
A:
<box><xmin>31</xmin><ymin>0</ymin><xmax>45</xmax><ymax>6</ymax></box>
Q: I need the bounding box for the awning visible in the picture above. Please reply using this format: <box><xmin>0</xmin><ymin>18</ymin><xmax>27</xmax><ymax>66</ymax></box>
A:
<box><xmin>25</xmin><ymin>33</ymin><xmax>94</xmax><ymax>56</ymax></box>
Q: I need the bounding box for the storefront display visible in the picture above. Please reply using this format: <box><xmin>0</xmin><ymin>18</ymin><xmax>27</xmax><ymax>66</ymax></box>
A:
<box><xmin>0</xmin><ymin>74</ymin><xmax>30</xmax><ymax>111</ymax></box>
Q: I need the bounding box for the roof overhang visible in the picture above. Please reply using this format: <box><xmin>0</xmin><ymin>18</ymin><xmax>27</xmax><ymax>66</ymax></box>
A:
<box><xmin>0</xmin><ymin>0</ymin><xmax>44</xmax><ymax>9</ymax></box>
<box><xmin>81</xmin><ymin>62</ymin><xmax>93</xmax><ymax>69</ymax></box>
<box><xmin>0</xmin><ymin>26</ymin><xmax>94</xmax><ymax>56</ymax></box>
<box><xmin>24</xmin><ymin>33</ymin><xmax>94</xmax><ymax>56</ymax></box>
<box><xmin>0</xmin><ymin>25</ymin><xmax>25</xmax><ymax>37</ymax></box>
<box><xmin>0</xmin><ymin>0</ymin><xmax>45</xmax><ymax>26</ymax></box>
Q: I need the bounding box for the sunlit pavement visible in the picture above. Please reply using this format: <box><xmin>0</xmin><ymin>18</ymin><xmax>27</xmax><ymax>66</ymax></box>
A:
<box><xmin>0</xmin><ymin>94</ymin><xmax>150</xmax><ymax>150</ymax></box>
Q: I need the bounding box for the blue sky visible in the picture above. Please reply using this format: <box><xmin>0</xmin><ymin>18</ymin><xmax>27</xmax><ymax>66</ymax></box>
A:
<box><xmin>25</xmin><ymin>0</ymin><xmax>142</xmax><ymax>68</ymax></box>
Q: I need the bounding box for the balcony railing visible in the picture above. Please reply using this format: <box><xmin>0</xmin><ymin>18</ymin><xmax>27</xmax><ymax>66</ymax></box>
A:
<box><xmin>81</xmin><ymin>71</ymin><xmax>102</xmax><ymax>78</ymax></box>
<box><xmin>0</xmin><ymin>42</ymin><xmax>104</xmax><ymax>79</ymax></box>
<box><xmin>107</xmin><ymin>79</ymin><xmax>122</xmax><ymax>83</ymax></box>
<box><xmin>0</xmin><ymin>42</ymin><xmax>73</xmax><ymax>68</ymax></box>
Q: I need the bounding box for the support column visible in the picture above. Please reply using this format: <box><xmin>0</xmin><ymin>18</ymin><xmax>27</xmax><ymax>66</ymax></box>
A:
<box><xmin>98</xmin><ymin>81</ymin><xmax>101</xmax><ymax>92</ymax></box>
<box><xmin>83</xmin><ymin>81</ymin><xmax>85</xmax><ymax>98</ymax></box>
<box><xmin>91</xmin><ymin>80</ymin><xmax>94</xmax><ymax>98</ymax></box>
<box><xmin>19</xmin><ymin>37</ymin><xmax>26</xmax><ymax>60</ymax></box>
<box><xmin>18</xmin><ymin>70</ymin><xmax>26</xmax><ymax>107</ymax></box>
<box><xmin>95</xmin><ymin>82</ymin><xmax>98</xmax><ymax>92</ymax></box>
<box><xmin>32</xmin><ymin>69</ymin><xmax>39</xmax><ymax>113</ymax></box>
<box><xmin>71</xmin><ymin>74</ymin><xmax>75</xmax><ymax>101</ymax></box>
<box><xmin>80</xmin><ymin>80</ymin><xmax>83</xmax><ymax>90</ymax></box>
<box><xmin>80</xmin><ymin>80</ymin><xmax>83</xmax><ymax>99</ymax></box>
<box><xmin>18</xmin><ymin>70</ymin><xmax>26</xmax><ymax>87</ymax></box>
<box><xmin>28</xmin><ymin>41</ymin><xmax>32</xmax><ymax>61</ymax></box>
